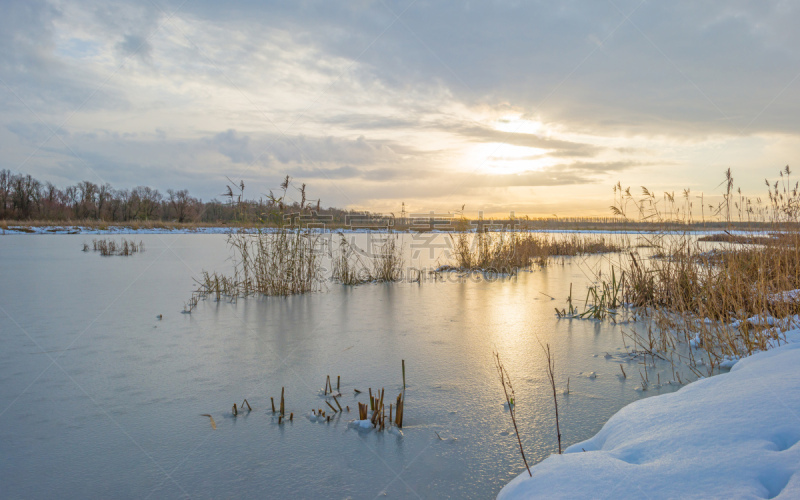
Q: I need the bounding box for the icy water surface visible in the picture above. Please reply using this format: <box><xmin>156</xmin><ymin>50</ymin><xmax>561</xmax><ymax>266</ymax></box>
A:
<box><xmin>0</xmin><ymin>234</ymin><xmax>680</xmax><ymax>499</ymax></box>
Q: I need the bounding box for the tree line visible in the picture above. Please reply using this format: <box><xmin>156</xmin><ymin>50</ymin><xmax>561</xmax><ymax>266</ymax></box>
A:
<box><xmin>0</xmin><ymin>170</ymin><xmax>360</xmax><ymax>225</ymax></box>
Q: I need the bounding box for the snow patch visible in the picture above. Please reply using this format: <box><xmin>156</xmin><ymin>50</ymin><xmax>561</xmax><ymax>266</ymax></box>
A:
<box><xmin>498</xmin><ymin>329</ymin><xmax>800</xmax><ymax>499</ymax></box>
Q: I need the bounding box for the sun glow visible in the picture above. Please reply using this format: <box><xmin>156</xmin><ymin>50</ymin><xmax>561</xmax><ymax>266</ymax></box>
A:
<box><xmin>466</xmin><ymin>142</ymin><xmax>557</xmax><ymax>175</ymax></box>
<box><xmin>493</xmin><ymin>115</ymin><xmax>545</xmax><ymax>135</ymax></box>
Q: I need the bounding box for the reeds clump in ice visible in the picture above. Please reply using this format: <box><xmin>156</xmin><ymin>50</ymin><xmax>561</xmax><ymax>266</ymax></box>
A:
<box><xmin>331</xmin><ymin>234</ymin><xmax>404</xmax><ymax>284</ymax></box>
<box><xmin>186</xmin><ymin>228</ymin><xmax>324</xmax><ymax>312</ymax></box>
<box><xmin>343</xmin><ymin>360</ymin><xmax>406</xmax><ymax>433</ymax></box>
<box><xmin>450</xmin><ymin>230</ymin><xmax>620</xmax><ymax>274</ymax></box>
<box><xmin>86</xmin><ymin>238</ymin><xmax>144</xmax><ymax>256</ymax></box>
<box><xmin>591</xmin><ymin>167</ymin><xmax>800</xmax><ymax>375</ymax></box>
<box><xmin>331</xmin><ymin>234</ymin><xmax>371</xmax><ymax>285</ymax></box>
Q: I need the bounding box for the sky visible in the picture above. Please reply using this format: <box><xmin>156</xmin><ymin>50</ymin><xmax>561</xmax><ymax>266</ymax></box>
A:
<box><xmin>1</xmin><ymin>0</ymin><xmax>799</xmax><ymax>217</ymax></box>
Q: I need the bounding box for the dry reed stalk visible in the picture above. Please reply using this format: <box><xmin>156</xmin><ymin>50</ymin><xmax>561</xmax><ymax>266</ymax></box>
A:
<box><xmin>242</xmin><ymin>399</ymin><xmax>252</xmax><ymax>411</ymax></box>
<box><xmin>371</xmin><ymin>405</ymin><xmax>380</xmax><ymax>425</ymax></box>
<box><xmin>395</xmin><ymin>395</ymin><xmax>404</xmax><ymax>428</ymax></box>
<box><xmin>232</xmin><ymin>403</ymin><xmax>238</xmax><ymax>416</ymax></box>
<box><xmin>402</xmin><ymin>360</ymin><xmax>406</xmax><ymax>392</ymax></box>
<box><xmin>359</xmin><ymin>403</ymin><xmax>367</xmax><ymax>420</ymax></box>
<box><xmin>494</xmin><ymin>351</ymin><xmax>531</xmax><ymax>476</ymax></box>
<box><xmin>271</xmin><ymin>397</ymin><xmax>275</xmax><ymax>413</ymax></box>
<box><xmin>542</xmin><ymin>344</ymin><xmax>562</xmax><ymax>454</ymax></box>
<box><xmin>333</xmin><ymin>396</ymin><xmax>342</xmax><ymax>411</ymax></box>
<box><xmin>200</xmin><ymin>414</ymin><xmax>216</xmax><ymax>430</ymax></box>
<box><xmin>326</xmin><ymin>401</ymin><xmax>337</xmax><ymax>413</ymax></box>
<box><xmin>280</xmin><ymin>387</ymin><xmax>285</xmax><ymax>416</ymax></box>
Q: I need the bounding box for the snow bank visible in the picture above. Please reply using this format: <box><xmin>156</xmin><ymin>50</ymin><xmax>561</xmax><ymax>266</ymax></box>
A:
<box><xmin>498</xmin><ymin>332</ymin><xmax>800</xmax><ymax>499</ymax></box>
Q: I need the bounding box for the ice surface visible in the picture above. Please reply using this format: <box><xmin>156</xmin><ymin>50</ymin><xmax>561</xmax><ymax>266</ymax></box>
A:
<box><xmin>0</xmin><ymin>234</ymin><xmax>688</xmax><ymax>498</ymax></box>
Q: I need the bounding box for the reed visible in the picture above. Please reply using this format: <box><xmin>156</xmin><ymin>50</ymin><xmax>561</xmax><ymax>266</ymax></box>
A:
<box><xmin>371</xmin><ymin>235</ymin><xmax>404</xmax><ymax>282</ymax></box>
<box><xmin>200</xmin><ymin>414</ymin><xmax>216</xmax><ymax>430</ymax></box>
<box><xmin>450</xmin><ymin>231</ymin><xmax>621</xmax><ymax>273</ymax></box>
<box><xmin>331</xmin><ymin>233</ymin><xmax>405</xmax><ymax>284</ymax></box>
<box><xmin>187</xmin><ymin>227</ymin><xmax>325</xmax><ymax>311</ymax></box>
<box><xmin>493</xmin><ymin>351</ymin><xmax>531</xmax><ymax>476</ymax></box>
<box><xmin>87</xmin><ymin>238</ymin><xmax>144</xmax><ymax>256</ymax></box>
<box><xmin>593</xmin><ymin>167</ymin><xmax>800</xmax><ymax>374</ymax></box>
<box><xmin>331</xmin><ymin>234</ymin><xmax>371</xmax><ymax>285</ymax></box>
<box><xmin>343</xmin><ymin>361</ymin><xmax>407</xmax><ymax>431</ymax></box>
<box><xmin>542</xmin><ymin>343</ymin><xmax>562</xmax><ymax>454</ymax></box>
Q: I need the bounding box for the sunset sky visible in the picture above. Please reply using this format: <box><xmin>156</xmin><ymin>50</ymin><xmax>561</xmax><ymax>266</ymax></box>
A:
<box><xmin>1</xmin><ymin>1</ymin><xmax>799</xmax><ymax>217</ymax></box>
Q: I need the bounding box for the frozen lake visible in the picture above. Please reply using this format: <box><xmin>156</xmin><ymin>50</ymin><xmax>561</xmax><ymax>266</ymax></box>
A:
<box><xmin>0</xmin><ymin>233</ymin><xmax>680</xmax><ymax>499</ymax></box>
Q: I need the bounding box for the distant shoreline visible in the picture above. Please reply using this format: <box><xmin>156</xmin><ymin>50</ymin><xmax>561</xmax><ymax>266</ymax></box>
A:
<box><xmin>0</xmin><ymin>221</ymin><xmax>778</xmax><ymax>236</ymax></box>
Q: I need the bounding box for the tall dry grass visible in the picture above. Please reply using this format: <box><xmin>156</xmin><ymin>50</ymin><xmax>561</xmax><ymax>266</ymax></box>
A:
<box><xmin>187</xmin><ymin>228</ymin><xmax>324</xmax><ymax>312</ymax></box>
<box><xmin>330</xmin><ymin>234</ymin><xmax>405</xmax><ymax>284</ymax></box>
<box><xmin>596</xmin><ymin>167</ymin><xmax>800</xmax><ymax>371</ymax></box>
<box><xmin>86</xmin><ymin>238</ymin><xmax>144</xmax><ymax>256</ymax></box>
<box><xmin>450</xmin><ymin>231</ymin><xmax>621</xmax><ymax>273</ymax></box>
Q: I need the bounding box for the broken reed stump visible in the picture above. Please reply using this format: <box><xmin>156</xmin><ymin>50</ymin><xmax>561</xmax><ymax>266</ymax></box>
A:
<box><xmin>289</xmin><ymin>413</ymin><xmax>293</xmax><ymax>421</ymax></box>
<box><xmin>271</xmin><ymin>397</ymin><xmax>276</xmax><ymax>413</ymax></box>
<box><xmin>232</xmin><ymin>403</ymin><xmax>238</xmax><ymax>416</ymax></box>
<box><xmin>337</xmin><ymin>375</ymin><xmax>340</xmax><ymax>392</ymax></box>
<box><xmin>370</xmin><ymin>404</ymin><xmax>380</xmax><ymax>425</ymax></box>
<box><xmin>280</xmin><ymin>387</ymin><xmax>285</xmax><ymax>416</ymax></box>
<box><xmin>358</xmin><ymin>402</ymin><xmax>368</xmax><ymax>420</ymax></box>
<box><xmin>394</xmin><ymin>393</ymin><xmax>404</xmax><ymax>428</ymax></box>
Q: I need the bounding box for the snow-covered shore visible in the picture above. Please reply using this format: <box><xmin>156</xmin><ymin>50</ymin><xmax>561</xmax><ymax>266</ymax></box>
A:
<box><xmin>499</xmin><ymin>331</ymin><xmax>800</xmax><ymax>499</ymax></box>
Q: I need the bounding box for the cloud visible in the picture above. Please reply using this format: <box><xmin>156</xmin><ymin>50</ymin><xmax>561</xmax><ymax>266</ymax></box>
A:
<box><xmin>1</xmin><ymin>0</ymin><xmax>798</xmax><ymax>215</ymax></box>
<box><xmin>174</xmin><ymin>0</ymin><xmax>800</xmax><ymax>136</ymax></box>
<box><xmin>454</xmin><ymin>125</ymin><xmax>602</xmax><ymax>157</ymax></box>
<box><xmin>209</xmin><ymin>129</ymin><xmax>253</xmax><ymax>164</ymax></box>
<box><xmin>114</xmin><ymin>33</ymin><xmax>152</xmax><ymax>63</ymax></box>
